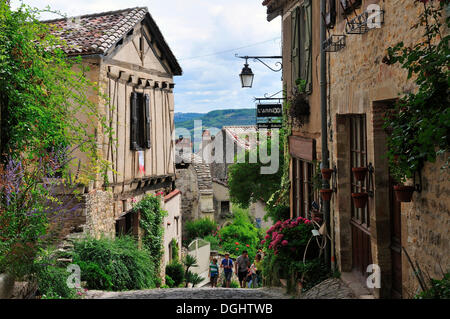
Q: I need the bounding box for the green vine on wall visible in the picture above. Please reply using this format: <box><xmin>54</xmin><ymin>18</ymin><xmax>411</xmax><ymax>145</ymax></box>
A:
<box><xmin>133</xmin><ymin>194</ymin><xmax>168</xmax><ymax>276</ymax></box>
<box><xmin>0</xmin><ymin>3</ymin><xmax>111</xmax><ymax>182</ymax></box>
<box><xmin>383</xmin><ymin>0</ymin><xmax>449</xmax><ymax>182</ymax></box>
<box><xmin>267</xmin><ymin>88</ymin><xmax>291</xmax><ymax>210</ymax></box>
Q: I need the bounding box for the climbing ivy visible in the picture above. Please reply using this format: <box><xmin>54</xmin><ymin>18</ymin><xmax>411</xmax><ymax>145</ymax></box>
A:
<box><xmin>0</xmin><ymin>3</ymin><xmax>110</xmax><ymax>182</ymax></box>
<box><xmin>133</xmin><ymin>194</ymin><xmax>168</xmax><ymax>275</ymax></box>
<box><xmin>383</xmin><ymin>0</ymin><xmax>450</xmax><ymax>182</ymax></box>
<box><xmin>266</xmin><ymin>88</ymin><xmax>291</xmax><ymax>211</ymax></box>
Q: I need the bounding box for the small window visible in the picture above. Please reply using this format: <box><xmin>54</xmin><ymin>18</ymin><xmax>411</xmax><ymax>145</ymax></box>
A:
<box><xmin>221</xmin><ymin>201</ymin><xmax>230</xmax><ymax>215</ymax></box>
<box><xmin>130</xmin><ymin>92</ymin><xmax>152</xmax><ymax>150</ymax></box>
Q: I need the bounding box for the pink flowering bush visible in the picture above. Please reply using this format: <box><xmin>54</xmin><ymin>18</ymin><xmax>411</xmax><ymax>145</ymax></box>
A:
<box><xmin>263</xmin><ymin>217</ymin><xmax>315</xmax><ymax>260</ymax></box>
<box><xmin>261</xmin><ymin>217</ymin><xmax>329</xmax><ymax>291</ymax></box>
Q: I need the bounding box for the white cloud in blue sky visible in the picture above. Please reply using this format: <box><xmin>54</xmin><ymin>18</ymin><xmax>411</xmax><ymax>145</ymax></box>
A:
<box><xmin>11</xmin><ymin>0</ymin><xmax>282</xmax><ymax>113</ymax></box>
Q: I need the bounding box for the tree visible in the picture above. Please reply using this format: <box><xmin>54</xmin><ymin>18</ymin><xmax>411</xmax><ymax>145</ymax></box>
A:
<box><xmin>0</xmin><ymin>3</ymin><xmax>108</xmax><ymax>181</ymax></box>
<box><xmin>227</xmin><ymin>132</ymin><xmax>284</xmax><ymax>208</ymax></box>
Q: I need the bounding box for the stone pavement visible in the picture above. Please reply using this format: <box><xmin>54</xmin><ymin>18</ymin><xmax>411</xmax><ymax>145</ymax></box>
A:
<box><xmin>85</xmin><ymin>287</ymin><xmax>291</xmax><ymax>299</ymax></box>
<box><xmin>298</xmin><ymin>278</ymin><xmax>355</xmax><ymax>299</ymax></box>
<box><xmin>85</xmin><ymin>277</ymin><xmax>365</xmax><ymax>299</ymax></box>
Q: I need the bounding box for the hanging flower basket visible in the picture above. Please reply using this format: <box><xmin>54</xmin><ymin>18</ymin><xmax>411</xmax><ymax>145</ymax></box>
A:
<box><xmin>320</xmin><ymin>189</ymin><xmax>333</xmax><ymax>202</ymax></box>
<box><xmin>321</xmin><ymin>168</ymin><xmax>334</xmax><ymax>180</ymax></box>
<box><xmin>352</xmin><ymin>192</ymin><xmax>369</xmax><ymax>208</ymax></box>
<box><xmin>394</xmin><ymin>185</ymin><xmax>415</xmax><ymax>203</ymax></box>
<box><xmin>352</xmin><ymin>167</ymin><xmax>368</xmax><ymax>182</ymax></box>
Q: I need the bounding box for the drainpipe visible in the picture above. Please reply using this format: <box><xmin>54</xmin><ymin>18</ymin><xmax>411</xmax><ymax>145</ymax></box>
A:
<box><xmin>320</xmin><ymin>0</ymin><xmax>331</xmax><ymax>269</ymax></box>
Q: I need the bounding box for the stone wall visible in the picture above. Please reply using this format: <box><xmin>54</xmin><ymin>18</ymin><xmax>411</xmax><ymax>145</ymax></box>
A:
<box><xmin>401</xmin><ymin>155</ymin><xmax>449</xmax><ymax>298</ymax></box>
<box><xmin>327</xmin><ymin>0</ymin><xmax>449</xmax><ymax>298</ymax></box>
<box><xmin>176</xmin><ymin>166</ymin><xmax>199</xmax><ymax>238</ymax></box>
<box><xmin>84</xmin><ymin>189</ymin><xmax>115</xmax><ymax>238</ymax></box>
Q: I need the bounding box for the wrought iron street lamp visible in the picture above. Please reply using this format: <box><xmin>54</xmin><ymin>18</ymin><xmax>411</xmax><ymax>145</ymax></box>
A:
<box><xmin>236</xmin><ymin>55</ymin><xmax>282</xmax><ymax>88</ymax></box>
<box><xmin>239</xmin><ymin>58</ymin><xmax>254</xmax><ymax>88</ymax></box>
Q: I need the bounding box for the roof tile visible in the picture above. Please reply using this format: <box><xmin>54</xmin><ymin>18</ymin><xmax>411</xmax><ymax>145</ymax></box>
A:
<box><xmin>44</xmin><ymin>7</ymin><xmax>148</xmax><ymax>56</ymax></box>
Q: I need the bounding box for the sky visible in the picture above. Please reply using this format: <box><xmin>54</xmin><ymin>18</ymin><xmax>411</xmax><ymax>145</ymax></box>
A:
<box><xmin>11</xmin><ymin>0</ymin><xmax>282</xmax><ymax>114</ymax></box>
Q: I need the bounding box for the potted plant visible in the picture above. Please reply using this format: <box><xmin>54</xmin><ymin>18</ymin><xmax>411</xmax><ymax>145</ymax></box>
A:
<box><xmin>288</xmin><ymin>78</ymin><xmax>310</xmax><ymax>127</ymax></box>
<box><xmin>320</xmin><ymin>189</ymin><xmax>333</xmax><ymax>202</ymax></box>
<box><xmin>352</xmin><ymin>192</ymin><xmax>369</xmax><ymax>208</ymax></box>
<box><xmin>394</xmin><ymin>185</ymin><xmax>415</xmax><ymax>203</ymax></box>
<box><xmin>321</xmin><ymin>168</ymin><xmax>334</xmax><ymax>181</ymax></box>
<box><xmin>352</xmin><ymin>167</ymin><xmax>368</xmax><ymax>182</ymax></box>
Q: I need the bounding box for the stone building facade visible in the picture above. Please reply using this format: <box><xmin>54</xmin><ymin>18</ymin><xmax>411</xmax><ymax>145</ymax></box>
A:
<box><xmin>263</xmin><ymin>0</ymin><xmax>449</xmax><ymax>298</ymax></box>
<box><xmin>45</xmin><ymin>7</ymin><xmax>183</xmax><ymax>272</ymax></box>
<box><xmin>175</xmin><ymin>126</ymin><xmax>271</xmax><ymax>238</ymax></box>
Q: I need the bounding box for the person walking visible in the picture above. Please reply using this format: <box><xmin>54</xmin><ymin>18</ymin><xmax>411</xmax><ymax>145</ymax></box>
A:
<box><xmin>220</xmin><ymin>253</ymin><xmax>233</xmax><ymax>288</ymax></box>
<box><xmin>235</xmin><ymin>250</ymin><xmax>250</xmax><ymax>288</ymax></box>
<box><xmin>209</xmin><ymin>258</ymin><xmax>219</xmax><ymax>288</ymax></box>
<box><xmin>253</xmin><ymin>254</ymin><xmax>262</xmax><ymax>288</ymax></box>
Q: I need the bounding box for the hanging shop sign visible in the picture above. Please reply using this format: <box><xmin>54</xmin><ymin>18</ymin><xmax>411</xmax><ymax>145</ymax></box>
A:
<box><xmin>257</xmin><ymin>122</ymin><xmax>282</xmax><ymax>130</ymax></box>
<box><xmin>257</xmin><ymin>104</ymin><xmax>283</xmax><ymax>118</ymax></box>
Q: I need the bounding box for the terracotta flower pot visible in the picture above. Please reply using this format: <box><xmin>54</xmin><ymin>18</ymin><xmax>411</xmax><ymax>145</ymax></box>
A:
<box><xmin>352</xmin><ymin>192</ymin><xmax>369</xmax><ymax>208</ymax></box>
<box><xmin>320</xmin><ymin>189</ymin><xmax>333</xmax><ymax>202</ymax></box>
<box><xmin>352</xmin><ymin>167</ymin><xmax>368</xmax><ymax>182</ymax></box>
<box><xmin>394</xmin><ymin>185</ymin><xmax>415</xmax><ymax>203</ymax></box>
<box><xmin>321</xmin><ymin>168</ymin><xmax>334</xmax><ymax>180</ymax></box>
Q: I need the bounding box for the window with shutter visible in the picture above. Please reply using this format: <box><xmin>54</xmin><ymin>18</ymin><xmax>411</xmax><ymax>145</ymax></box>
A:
<box><xmin>291</xmin><ymin>1</ymin><xmax>312</xmax><ymax>95</ymax></box>
<box><xmin>130</xmin><ymin>92</ymin><xmax>150</xmax><ymax>150</ymax></box>
<box><xmin>144</xmin><ymin>94</ymin><xmax>151</xmax><ymax>149</ymax></box>
<box><xmin>326</xmin><ymin>0</ymin><xmax>337</xmax><ymax>29</ymax></box>
<box><xmin>130</xmin><ymin>92</ymin><xmax>139</xmax><ymax>150</ymax></box>
<box><xmin>302</xmin><ymin>0</ymin><xmax>312</xmax><ymax>94</ymax></box>
<box><xmin>291</xmin><ymin>7</ymin><xmax>300</xmax><ymax>83</ymax></box>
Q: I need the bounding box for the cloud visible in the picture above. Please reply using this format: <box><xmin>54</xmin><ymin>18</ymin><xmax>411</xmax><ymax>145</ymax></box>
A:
<box><xmin>12</xmin><ymin>0</ymin><xmax>282</xmax><ymax>113</ymax></box>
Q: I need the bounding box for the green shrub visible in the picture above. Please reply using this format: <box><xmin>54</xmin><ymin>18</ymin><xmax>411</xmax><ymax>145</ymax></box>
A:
<box><xmin>165</xmin><ymin>261</ymin><xmax>185</xmax><ymax>287</ymax></box>
<box><xmin>165</xmin><ymin>275</ymin><xmax>175</xmax><ymax>288</ymax></box>
<box><xmin>185</xmin><ymin>218</ymin><xmax>218</xmax><ymax>243</ymax></box>
<box><xmin>219</xmin><ymin>207</ymin><xmax>262</xmax><ymax>261</ymax></box>
<box><xmin>76</xmin><ymin>261</ymin><xmax>112</xmax><ymax>290</ymax></box>
<box><xmin>416</xmin><ymin>273</ymin><xmax>450</xmax><ymax>299</ymax></box>
<box><xmin>171</xmin><ymin>239</ymin><xmax>180</xmax><ymax>262</ymax></box>
<box><xmin>73</xmin><ymin>236</ymin><xmax>157</xmax><ymax>291</ymax></box>
<box><xmin>230</xmin><ymin>280</ymin><xmax>240</xmax><ymax>288</ymax></box>
<box><xmin>264</xmin><ymin>205</ymin><xmax>290</xmax><ymax>224</ymax></box>
<box><xmin>36</xmin><ymin>265</ymin><xmax>78</xmax><ymax>299</ymax></box>
<box><xmin>204</xmin><ymin>235</ymin><xmax>220</xmax><ymax>250</ymax></box>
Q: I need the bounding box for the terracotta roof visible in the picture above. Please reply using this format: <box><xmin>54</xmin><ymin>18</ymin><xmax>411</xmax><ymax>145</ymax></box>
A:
<box><xmin>44</xmin><ymin>7</ymin><xmax>182</xmax><ymax>75</ymax></box>
<box><xmin>223</xmin><ymin>126</ymin><xmax>258</xmax><ymax>151</ymax></box>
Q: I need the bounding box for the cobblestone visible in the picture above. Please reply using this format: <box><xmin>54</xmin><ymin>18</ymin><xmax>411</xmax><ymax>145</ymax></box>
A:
<box><xmin>299</xmin><ymin>278</ymin><xmax>355</xmax><ymax>299</ymax></box>
<box><xmin>86</xmin><ymin>287</ymin><xmax>291</xmax><ymax>299</ymax></box>
<box><xmin>85</xmin><ymin>278</ymin><xmax>358</xmax><ymax>299</ymax></box>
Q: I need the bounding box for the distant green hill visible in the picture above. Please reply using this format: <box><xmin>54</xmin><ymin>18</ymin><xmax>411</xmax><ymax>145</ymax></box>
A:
<box><xmin>174</xmin><ymin>109</ymin><xmax>256</xmax><ymax>138</ymax></box>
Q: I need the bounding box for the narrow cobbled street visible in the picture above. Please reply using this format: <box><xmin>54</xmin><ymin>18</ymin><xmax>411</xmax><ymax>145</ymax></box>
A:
<box><xmin>85</xmin><ymin>278</ymin><xmax>356</xmax><ymax>299</ymax></box>
<box><xmin>86</xmin><ymin>287</ymin><xmax>290</xmax><ymax>299</ymax></box>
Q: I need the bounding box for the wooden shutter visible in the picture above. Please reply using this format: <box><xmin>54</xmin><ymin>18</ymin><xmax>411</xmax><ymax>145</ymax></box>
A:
<box><xmin>130</xmin><ymin>92</ymin><xmax>138</xmax><ymax>150</ymax></box>
<box><xmin>326</xmin><ymin>0</ymin><xmax>337</xmax><ymax>29</ymax></box>
<box><xmin>144</xmin><ymin>94</ymin><xmax>151</xmax><ymax>149</ymax></box>
<box><xmin>302</xmin><ymin>0</ymin><xmax>313</xmax><ymax>94</ymax></box>
<box><xmin>291</xmin><ymin>7</ymin><xmax>300</xmax><ymax>83</ymax></box>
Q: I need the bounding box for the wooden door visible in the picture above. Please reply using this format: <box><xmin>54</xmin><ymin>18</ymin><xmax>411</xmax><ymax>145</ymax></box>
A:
<box><xmin>390</xmin><ymin>177</ymin><xmax>402</xmax><ymax>298</ymax></box>
<box><xmin>350</xmin><ymin>115</ymin><xmax>372</xmax><ymax>277</ymax></box>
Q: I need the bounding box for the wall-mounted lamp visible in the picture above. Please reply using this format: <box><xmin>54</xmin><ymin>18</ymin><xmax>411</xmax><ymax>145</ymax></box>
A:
<box><xmin>236</xmin><ymin>54</ymin><xmax>282</xmax><ymax>88</ymax></box>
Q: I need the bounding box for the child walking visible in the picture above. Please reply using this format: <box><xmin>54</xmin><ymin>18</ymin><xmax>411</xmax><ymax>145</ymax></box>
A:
<box><xmin>209</xmin><ymin>258</ymin><xmax>219</xmax><ymax>288</ymax></box>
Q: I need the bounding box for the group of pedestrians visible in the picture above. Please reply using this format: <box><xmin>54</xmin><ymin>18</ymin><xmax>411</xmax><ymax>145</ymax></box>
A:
<box><xmin>208</xmin><ymin>250</ymin><xmax>262</xmax><ymax>288</ymax></box>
